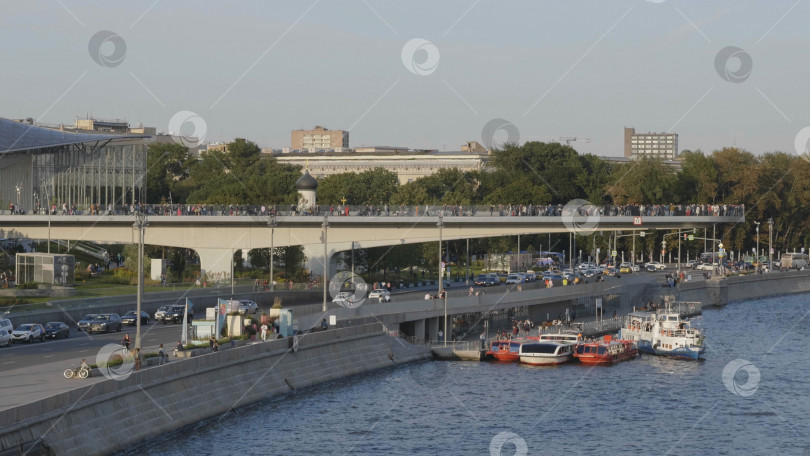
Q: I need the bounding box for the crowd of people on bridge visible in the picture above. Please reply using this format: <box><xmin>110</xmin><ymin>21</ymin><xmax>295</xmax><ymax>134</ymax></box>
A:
<box><xmin>7</xmin><ymin>202</ymin><xmax>745</xmax><ymax>218</ymax></box>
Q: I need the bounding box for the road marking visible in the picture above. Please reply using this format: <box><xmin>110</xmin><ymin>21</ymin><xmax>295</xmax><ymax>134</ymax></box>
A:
<box><xmin>43</xmin><ymin>355</ymin><xmax>54</xmax><ymax>358</ymax></box>
<box><xmin>2</xmin><ymin>361</ymin><xmax>14</xmax><ymax>365</ymax></box>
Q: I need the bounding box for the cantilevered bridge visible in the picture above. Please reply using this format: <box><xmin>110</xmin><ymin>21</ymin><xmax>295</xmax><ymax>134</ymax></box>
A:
<box><xmin>0</xmin><ymin>212</ymin><xmax>743</xmax><ymax>276</ymax></box>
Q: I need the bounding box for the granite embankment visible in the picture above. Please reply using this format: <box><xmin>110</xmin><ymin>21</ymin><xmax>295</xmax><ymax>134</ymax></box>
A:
<box><xmin>0</xmin><ymin>323</ymin><xmax>429</xmax><ymax>456</ymax></box>
<box><xmin>677</xmin><ymin>269</ymin><xmax>810</xmax><ymax>306</ymax></box>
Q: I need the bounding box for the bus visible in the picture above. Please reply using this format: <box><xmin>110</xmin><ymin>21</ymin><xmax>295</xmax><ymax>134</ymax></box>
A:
<box><xmin>780</xmin><ymin>252</ymin><xmax>809</xmax><ymax>270</ymax></box>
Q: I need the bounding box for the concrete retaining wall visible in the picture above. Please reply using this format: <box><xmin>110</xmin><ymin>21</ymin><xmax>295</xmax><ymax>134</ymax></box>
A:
<box><xmin>0</xmin><ymin>323</ymin><xmax>430</xmax><ymax>456</ymax></box>
<box><xmin>676</xmin><ymin>270</ymin><xmax>810</xmax><ymax>306</ymax></box>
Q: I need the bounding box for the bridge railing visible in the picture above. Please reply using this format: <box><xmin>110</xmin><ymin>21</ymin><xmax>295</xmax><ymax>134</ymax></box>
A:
<box><xmin>3</xmin><ymin>203</ymin><xmax>745</xmax><ymax>218</ymax></box>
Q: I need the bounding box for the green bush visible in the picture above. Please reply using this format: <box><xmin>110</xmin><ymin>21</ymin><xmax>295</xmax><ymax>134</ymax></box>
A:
<box><xmin>17</xmin><ymin>282</ymin><xmax>39</xmax><ymax>290</ymax></box>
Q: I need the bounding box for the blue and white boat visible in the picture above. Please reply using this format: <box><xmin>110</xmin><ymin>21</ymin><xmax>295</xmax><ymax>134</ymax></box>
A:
<box><xmin>620</xmin><ymin>310</ymin><xmax>705</xmax><ymax>360</ymax></box>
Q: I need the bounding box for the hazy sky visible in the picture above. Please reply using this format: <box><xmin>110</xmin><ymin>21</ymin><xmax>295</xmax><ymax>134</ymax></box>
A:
<box><xmin>2</xmin><ymin>0</ymin><xmax>808</xmax><ymax>156</ymax></box>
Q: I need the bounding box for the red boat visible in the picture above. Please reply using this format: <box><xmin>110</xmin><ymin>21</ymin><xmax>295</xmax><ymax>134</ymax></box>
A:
<box><xmin>486</xmin><ymin>339</ymin><xmax>524</xmax><ymax>362</ymax></box>
<box><xmin>573</xmin><ymin>335</ymin><xmax>638</xmax><ymax>365</ymax></box>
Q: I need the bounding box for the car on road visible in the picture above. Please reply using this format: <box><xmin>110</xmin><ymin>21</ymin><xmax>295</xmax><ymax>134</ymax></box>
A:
<box><xmin>88</xmin><ymin>314</ymin><xmax>123</xmax><ymax>333</ymax></box>
<box><xmin>505</xmin><ymin>273</ymin><xmax>525</xmax><ymax>284</ymax></box>
<box><xmin>0</xmin><ymin>318</ymin><xmax>13</xmax><ymax>334</ymax></box>
<box><xmin>237</xmin><ymin>300</ymin><xmax>259</xmax><ymax>315</ymax></box>
<box><xmin>619</xmin><ymin>262</ymin><xmax>633</xmax><ymax>274</ymax></box>
<box><xmin>695</xmin><ymin>263</ymin><xmax>715</xmax><ymax>271</ymax></box>
<box><xmin>368</xmin><ymin>289</ymin><xmax>391</xmax><ymax>302</ymax></box>
<box><xmin>155</xmin><ymin>305</ymin><xmax>193</xmax><ymax>324</ymax></box>
<box><xmin>474</xmin><ymin>274</ymin><xmax>488</xmax><ymax>286</ymax></box>
<box><xmin>603</xmin><ymin>267</ymin><xmax>618</xmax><ymax>277</ymax></box>
<box><xmin>121</xmin><ymin>311</ymin><xmax>150</xmax><ymax>326</ymax></box>
<box><xmin>0</xmin><ymin>329</ymin><xmax>11</xmax><ymax>347</ymax></box>
<box><xmin>483</xmin><ymin>276</ymin><xmax>500</xmax><ymax>286</ymax></box>
<box><xmin>645</xmin><ymin>261</ymin><xmax>666</xmax><ymax>271</ymax></box>
<box><xmin>332</xmin><ymin>292</ymin><xmax>355</xmax><ymax>305</ymax></box>
<box><xmin>44</xmin><ymin>322</ymin><xmax>70</xmax><ymax>339</ymax></box>
<box><xmin>524</xmin><ymin>271</ymin><xmax>537</xmax><ymax>282</ymax></box>
<box><xmin>77</xmin><ymin>314</ymin><xmax>98</xmax><ymax>332</ymax></box>
<box><xmin>686</xmin><ymin>260</ymin><xmax>699</xmax><ymax>268</ymax></box>
<box><xmin>11</xmin><ymin>323</ymin><xmax>45</xmax><ymax>343</ymax></box>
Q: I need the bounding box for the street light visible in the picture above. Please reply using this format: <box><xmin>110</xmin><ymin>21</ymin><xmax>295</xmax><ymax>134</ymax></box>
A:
<box><xmin>132</xmin><ymin>212</ymin><xmax>149</xmax><ymax>350</ymax></box>
<box><xmin>322</xmin><ymin>216</ymin><xmax>330</xmax><ymax>312</ymax></box>
<box><xmin>768</xmin><ymin>217</ymin><xmax>774</xmax><ymax>271</ymax></box>
<box><xmin>437</xmin><ymin>214</ymin><xmax>446</xmax><ymax>347</ymax></box>
<box><xmin>267</xmin><ymin>214</ymin><xmax>277</xmax><ymax>291</ymax></box>
<box><xmin>754</xmin><ymin>221</ymin><xmax>760</xmax><ymax>266</ymax></box>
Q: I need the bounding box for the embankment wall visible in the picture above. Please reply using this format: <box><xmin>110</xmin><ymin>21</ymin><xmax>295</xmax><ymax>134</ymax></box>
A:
<box><xmin>0</xmin><ymin>323</ymin><xmax>430</xmax><ymax>456</ymax></box>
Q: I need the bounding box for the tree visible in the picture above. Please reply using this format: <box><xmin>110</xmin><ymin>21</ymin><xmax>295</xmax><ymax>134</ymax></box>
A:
<box><xmin>145</xmin><ymin>142</ymin><xmax>192</xmax><ymax>204</ymax></box>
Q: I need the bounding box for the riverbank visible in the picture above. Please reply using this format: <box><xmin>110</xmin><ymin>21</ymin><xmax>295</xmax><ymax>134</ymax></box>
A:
<box><xmin>0</xmin><ymin>323</ymin><xmax>429</xmax><ymax>456</ymax></box>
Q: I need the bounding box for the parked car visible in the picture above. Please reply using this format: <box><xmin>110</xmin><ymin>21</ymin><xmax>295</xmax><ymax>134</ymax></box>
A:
<box><xmin>237</xmin><ymin>300</ymin><xmax>259</xmax><ymax>315</ymax></box>
<box><xmin>0</xmin><ymin>318</ymin><xmax>13</xmax><ymax>334</ymax></box>
<box><xmin>121</xmin><ymin>311</ymin><xmax>150</xmax><ymax>326</ymax></box>
<box><xmin>77</xmin><ymin>314</ymin><xmax>98</xmax><ymax>332</ymax></box>
<box><xmin>0</xmin><ymin>329</ymin><xmax>11</xmax><ymax>347</ymax></box>
<box><xmin>88</xmin><ymin>314</ymin><xmax>123</xmax><ymax>333</ymax></box>
<box><xmin>155</xmin><ymin>305</ymin><xmax>193</xmax><ymax>324</ymax></box>
<box><xmin>11</xmin><ymin>323</ymin><xmax>45</xmax><ymax>343</ymax></box>
<box><xmin>645</xmin><ymin>261</ymin><xmax>666</xmax><ymax>271</ymax></box>
<box><xmin>368</xmin><ymin>289</ymin><xmax>391</xmax><ymax>302</ymax></box>
<box><xmin>44</xmin><ymin>322</ymin><xmax>70</xmax><ymax>339</ymax></box>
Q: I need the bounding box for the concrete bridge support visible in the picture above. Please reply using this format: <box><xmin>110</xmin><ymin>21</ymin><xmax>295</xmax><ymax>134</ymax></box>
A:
<box><xmin>196</xmin><ymin>248</ymin><xmax>235</xmax><ymax>283</ymax></box>
<box><xmin>413</xmin><ymin>319</ymin><xmax>426</xmax><ymax>342</ymax></box>
<box><xmin>428</xmin><ymin>317</ymin><xmax>439</xmax><ymax>341</ymax></box>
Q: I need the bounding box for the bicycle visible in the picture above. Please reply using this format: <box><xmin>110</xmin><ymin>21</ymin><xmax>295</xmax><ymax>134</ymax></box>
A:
<box><xmin>63</xmin><ymin>365</ymin><xmax>90</xmax><ymax>379</ymax></box>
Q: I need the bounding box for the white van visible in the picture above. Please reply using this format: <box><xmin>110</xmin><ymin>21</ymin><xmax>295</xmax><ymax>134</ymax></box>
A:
<box><xmin>505</xmin><ymin>273</ymin><xmax>525</xmax><ymax>284</ymax></box>
<box><xmin>780</xmin><ymin>253</ymin><xmax>809</xmax><ymax>270</ymax></box>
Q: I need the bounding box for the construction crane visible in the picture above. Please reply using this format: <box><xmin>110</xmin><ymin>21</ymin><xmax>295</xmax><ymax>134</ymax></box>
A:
<box><xmin>559</xmin><ymin>136</ymin><xmax>591</xmax><ymax>145</ymax></box>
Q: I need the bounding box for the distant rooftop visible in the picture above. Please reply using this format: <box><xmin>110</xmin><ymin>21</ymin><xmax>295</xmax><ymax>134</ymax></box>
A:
<box><xmin>0</xmin><ymin>117</ymin><xmax>146</xmax><ymax>154</ymax></box>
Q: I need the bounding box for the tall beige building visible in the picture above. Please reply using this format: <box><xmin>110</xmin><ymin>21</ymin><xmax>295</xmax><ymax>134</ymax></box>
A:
<box><xmin>291</xmin><ymin>126</ymin><xmax>348</xmax><ymax>150</ymax></box>
<box><xmin>624</xmin><ymin>127</ymin><xmax>678</xmax><ymax>160</ymax></box>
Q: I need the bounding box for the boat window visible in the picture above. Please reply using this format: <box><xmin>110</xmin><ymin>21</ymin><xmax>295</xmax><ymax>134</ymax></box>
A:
<box><xmin>523</xmin><ymin>344</ymin><xmax>558</xmax><ymax>354</ymax></box>
<box><xmin>576</xmin><ymin>345</ymin><xmax>584</xmax><ymax>354</ymax></box>
<box><xmin>510</xmin><ymin>343</ymin><xmax>520</xmax><ymax>352</ymax></box>
<box><xmin>669</xmin><ymin>316</ymin><xmax>678</xmax><ymax>321</ymax></box>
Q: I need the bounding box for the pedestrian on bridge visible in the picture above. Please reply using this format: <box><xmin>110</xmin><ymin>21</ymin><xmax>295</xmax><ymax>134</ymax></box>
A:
<box><xmin>122</xmin><ymin>334</ymin><xmax>130</xmax><ymax>352</ymax></box>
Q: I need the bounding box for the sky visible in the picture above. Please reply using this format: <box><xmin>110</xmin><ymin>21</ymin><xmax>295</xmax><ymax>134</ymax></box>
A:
<box><xmin>1</xmin><ymin>0</ymin><xmax>809</xmax><ymax>156</ymax></box>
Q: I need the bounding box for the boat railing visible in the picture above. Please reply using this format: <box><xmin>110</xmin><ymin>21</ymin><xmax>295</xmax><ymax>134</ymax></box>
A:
<box><xmin>427</xmin><ymin>340</ymin><xmax>482</xmax><ymax>350</ymax></box>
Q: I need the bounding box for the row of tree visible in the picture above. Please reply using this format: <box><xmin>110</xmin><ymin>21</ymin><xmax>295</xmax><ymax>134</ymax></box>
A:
<box><xmin>146</xmin><ymin>139</ymin><xmax>810</xmax><ymax>272</ymax></box>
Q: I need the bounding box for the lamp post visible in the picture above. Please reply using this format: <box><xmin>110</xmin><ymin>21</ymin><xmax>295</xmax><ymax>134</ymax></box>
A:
<box><xmin>437</xmin><ymin>214</ymin><xmax>446</xmax><ymax>347</ymax></box>
<box><xmin>768</xmin><ymin>218</ymin><xmax>773</xmax><ymax>271</ymax></box>
<box><xmin>267</xmin><ymin>214</ymin><xmax>277</xmax><ymax>291</ymax></box>
<box><xmin>754</xmin><ymin>221</ymin><xmax>760</xmax><ymax>266</ymax></box>
<box><xmin>132</xmin><ymin>212</ymin><xmax>149</xmax><ymax>350</ymax></box>
<box><xmin>322</xmin><ymin>216</ymin><xmax>330</xmax><ymax>312</ymax></box>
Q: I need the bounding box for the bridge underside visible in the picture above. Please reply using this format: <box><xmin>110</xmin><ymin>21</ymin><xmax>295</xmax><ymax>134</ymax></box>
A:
<box><xmin>0</xmin><ymin>215</ymin><xmax>744</xmax><ymax>276</ymax></box>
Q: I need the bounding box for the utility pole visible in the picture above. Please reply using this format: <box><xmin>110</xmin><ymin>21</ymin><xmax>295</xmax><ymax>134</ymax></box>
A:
<box><xmin>768</xmin><ymin>218</ymin><xmax>774</xmax><ymax>271</ymax></box>
<box><xmin>132</xmin><ymin>212</ymin><xmax>149</xmax><ymax>350</ymax></box>
<box><xmin>322</xmin><ymin>216</ymin><xmax>330</xmax><ymax>312</ymax></box>
<box><xmin>267</xmin><ymin>214</ymin><xmax>277</xmax><ymax>291</ymax></box>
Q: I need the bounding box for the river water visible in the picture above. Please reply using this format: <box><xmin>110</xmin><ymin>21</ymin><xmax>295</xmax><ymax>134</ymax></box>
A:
<box><xmin>123</xmin><ymin>294</ymin><xmax>810</xmax><ymax>456</ymax></box>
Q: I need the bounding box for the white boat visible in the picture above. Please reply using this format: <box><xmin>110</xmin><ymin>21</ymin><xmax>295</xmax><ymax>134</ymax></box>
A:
<box><xmin>519</xmin><ymin>333</ymin><xmax>579</xmax><ymax>365</ymax></box>
<box><xmin>619</xmin><ymin>310</ymin><xmax>705</xmax><ymax>360</ymax></box>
